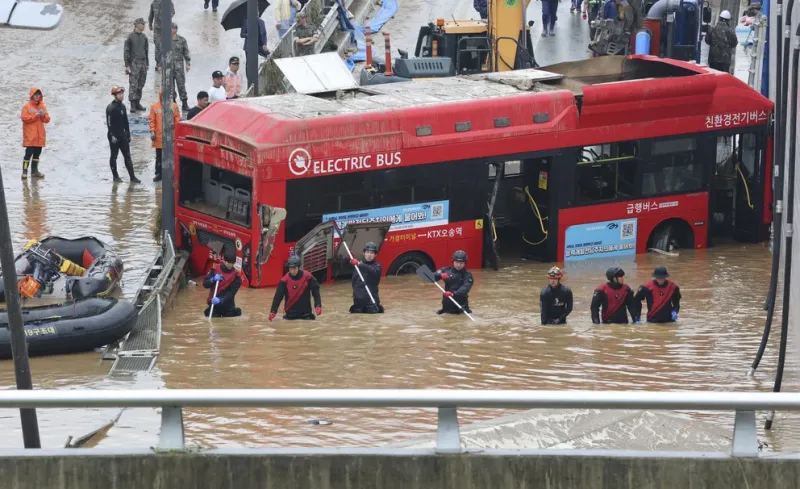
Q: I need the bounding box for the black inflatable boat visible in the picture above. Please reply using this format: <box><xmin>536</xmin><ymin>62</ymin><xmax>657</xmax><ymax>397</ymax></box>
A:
<box><xmin>0</xmin><ymin>236</ymin><xmax>135</xmax><ymax>358</ymax></box>
<box><xmin>0</xmin><ymin>298</ymin><xmax>137</xmax><ymax>359</ymax></box>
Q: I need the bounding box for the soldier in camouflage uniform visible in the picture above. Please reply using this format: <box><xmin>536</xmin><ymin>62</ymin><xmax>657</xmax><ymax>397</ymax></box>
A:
<box><xmin>149</xmin><ymin>0</ymin><xmax>175</xmax><ymax>71</ymax></box>
<box><xmin>171</xmin><ymin>23</ymin><xmax>192</xmax><ymax>111</ymax></box>
<box><xmin>705</xmin><ymin>10</ymin><xmax>738</xmax><ymax>73</ymax></box>
<box><xmin>293</xmin><ymin>10</ymin><xmax>320</xmax><ymax>56</ymax></box>
<box><xmin>124</xmin><ymin>18</ymin><xmax>149</xmax><ymax>113</ymax></box>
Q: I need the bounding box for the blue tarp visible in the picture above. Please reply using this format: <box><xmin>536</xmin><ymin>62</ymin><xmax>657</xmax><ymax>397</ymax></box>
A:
<box><xmin>336</xmin><ymin>0</ymin><xmax>399</xmax><ymax>70</ymax></box>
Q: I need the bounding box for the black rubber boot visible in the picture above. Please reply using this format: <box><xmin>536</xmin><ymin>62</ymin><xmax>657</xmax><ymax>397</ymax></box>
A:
<box><xmin>135</xmin><ymin>101</ymin><xmax>147</xmax><ymax>112</ymax></box>
<box><xmin>182</xmin><ymin>100</ymin><xmax>190</xmax><ymax>112</ymax></box>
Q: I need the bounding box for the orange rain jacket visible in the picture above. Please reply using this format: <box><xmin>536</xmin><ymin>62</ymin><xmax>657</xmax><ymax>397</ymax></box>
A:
<box><xmin>148</xmin><ymin>90</ymin><xmax>180</xmax><ymax>149</ymax></box>
<box><xmin>21</xmin><ymin>87</ymin><xmax>50</xmax><ymax>147</ymax></box>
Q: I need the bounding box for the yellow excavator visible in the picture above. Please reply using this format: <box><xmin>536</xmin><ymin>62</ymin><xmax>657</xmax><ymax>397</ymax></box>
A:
<box><xmin>362</xmin><ymin>0</ymin><xmax>537</xmax><ymax>84</ymax></box>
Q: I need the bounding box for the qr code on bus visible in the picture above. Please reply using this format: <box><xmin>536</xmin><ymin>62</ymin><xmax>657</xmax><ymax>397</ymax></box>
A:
<box><xmin>620</xmin><ymin>220</ymin><xmax>636</xmax><ymax>240</ymax></box>
<box><xmin>431</xmin><ymin>204</ymin><xmax>444</xmax><ymax>219</ymax></box>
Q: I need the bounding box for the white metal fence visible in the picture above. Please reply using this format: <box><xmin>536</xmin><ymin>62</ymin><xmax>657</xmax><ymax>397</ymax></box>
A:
<box><xmin>2</xmin><ymin>389</ymin><xmax>799</xmax><ymax>456</ymax></box>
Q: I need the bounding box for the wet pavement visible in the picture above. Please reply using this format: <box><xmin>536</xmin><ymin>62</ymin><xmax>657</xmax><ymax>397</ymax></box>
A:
<box><xmin>0</xmin><ymin>0</ymin><xmax>794</xmax><ymax>454</ymax></box>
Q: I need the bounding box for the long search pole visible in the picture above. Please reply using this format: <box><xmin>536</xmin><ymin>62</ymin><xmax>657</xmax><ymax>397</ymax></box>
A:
<box><xmin>160</xmin><ymin>0</ymin><xmax>176</xmax><ymax>246</ymax></box>
<box><xmin>246</xmin><ymin>0</ymin><xmax>259</xmax><ymax>95</ymax></box>
<box><xmin>0</xmin><ymin>166</ymin><xmax>41</xmax><ymax>448</ymax></box>
<box><xmin>339</xmin><ymin>237</ymin><xmax>376</xmax><ymax>305</ymax></box>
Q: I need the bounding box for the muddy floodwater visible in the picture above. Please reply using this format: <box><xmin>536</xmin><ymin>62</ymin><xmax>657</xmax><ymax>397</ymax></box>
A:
<box><xmin>3</xmin><ymin>241</ymin><xmax>799</xmax><ymax>451</ymax></box>
<box><xmin>0</xmin><ymin>0</ymin><xmax>794</xmax><ymax>454</ymax></box>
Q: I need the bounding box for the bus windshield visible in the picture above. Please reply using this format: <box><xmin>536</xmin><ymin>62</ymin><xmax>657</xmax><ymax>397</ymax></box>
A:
<box><xmin>178</xmin><ymin>156</ymin><xmax>253</xmax><ymax>228</ymax></box>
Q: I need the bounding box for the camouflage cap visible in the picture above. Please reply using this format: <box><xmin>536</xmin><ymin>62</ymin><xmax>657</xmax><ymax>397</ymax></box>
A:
<box><xmin>134</xmin><ymin>17</ymin><xmax>145</xmax><ymax>25</ymax></box>
<box><xmin>296</xmin><ymin>9</ymin><xmax>308</xmax><ymax>18</ymax></box>
<box><xmin>172</xmin><ymin>22</ymin><xmax>178</xmax><ymax>29</ymax></box>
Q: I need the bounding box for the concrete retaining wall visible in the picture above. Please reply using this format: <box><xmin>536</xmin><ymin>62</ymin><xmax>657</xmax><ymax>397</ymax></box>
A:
<box><xmin>1</xmin><ymin>450</ymin><xmax>799</xmax><ymax>489</ymax></box>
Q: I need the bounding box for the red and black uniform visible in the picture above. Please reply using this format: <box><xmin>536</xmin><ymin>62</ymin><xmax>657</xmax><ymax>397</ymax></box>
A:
<box><xmin>270</xmin><ymin>270</ymin><xmax>321</xmax><ymax>320</ymax></box>
<box><xmin>203</xmin><ymin>263</ymin><xmax>242</xmax><ymax>317</ymax></box>
<box><xmin>434</xmin><ymin>266</ymin><xmax>474</xmax><ymax>314</ymax></box>
<box><xmin>590</xmin><ymin>282</ymin><xmax>639</xmax><ymax>324</ymax></box>
<box><xmin>633</xmin><ymin>280</ymin><xmax>681</xmax><ymax>323</ymax></box>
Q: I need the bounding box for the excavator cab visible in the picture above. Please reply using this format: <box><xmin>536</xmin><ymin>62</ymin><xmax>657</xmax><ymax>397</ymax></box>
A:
<box><xmin>414</xmin><ymin>21</ymin><xmax>494</xmax><ymax>75</ymax></box>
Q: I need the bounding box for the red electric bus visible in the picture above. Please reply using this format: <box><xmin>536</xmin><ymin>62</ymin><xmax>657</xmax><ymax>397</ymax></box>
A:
<box><xmin>173</xmin><ymin>55</ymin><xmax>773</xmax><ymax>287</ymax></box>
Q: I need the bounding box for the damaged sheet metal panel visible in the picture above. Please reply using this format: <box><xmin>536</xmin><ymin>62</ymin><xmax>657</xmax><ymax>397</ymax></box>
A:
<box><xmin>275</xmin><ymin>52</ymin><xmax>358</xmax><ymax>95</ymax></box>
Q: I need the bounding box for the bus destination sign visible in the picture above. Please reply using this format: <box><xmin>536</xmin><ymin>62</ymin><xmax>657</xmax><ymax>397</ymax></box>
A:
<box><xmin>289</xmin><ymin>148</ymin><xmax>402</xmax><ymax>176</ymax></box>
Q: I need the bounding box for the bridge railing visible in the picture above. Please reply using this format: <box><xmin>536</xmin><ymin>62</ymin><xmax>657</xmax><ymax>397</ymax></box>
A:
<box><xmin>2</xmin><ymin>389</ymin><xmax>798</xmax><ymax>456</ymax></box>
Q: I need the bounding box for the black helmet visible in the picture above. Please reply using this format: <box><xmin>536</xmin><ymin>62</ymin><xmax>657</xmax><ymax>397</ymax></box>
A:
<box><xmin>547</xmin><ymin>266</ymin><xmax>563</xmax><ymax>279</ymax></box>
<box><xmin>363</xmin><ymin>241</ymin><xmax>379</xmax><ymax>253</ymax></box>
<box><xmin>606</xmin><ymin>266</ymin><xmax>624</xmax><ymax>281</ymax></box>
<box><xmin>223</xmin><ymin>247</ymin><xmax>236</xmax><ymax>264</ymax></box>
<box><xmin>287</xmin><ymin>255</ymin><xmax>301</xmax><ymax>268</ymax></box>
<box><xmin>653</xmin><ymin>266</ymin><xmax>670</xmax><ymax>279</ymax></box>
<box><xmin>452</xmin><ymin>250</ymin><xmax>467</xmax><ymax>262</ymax></box>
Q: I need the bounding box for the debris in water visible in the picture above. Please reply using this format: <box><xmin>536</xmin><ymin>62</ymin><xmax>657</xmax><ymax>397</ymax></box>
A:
<box><xmin>308</xmin><ymin>419</ymin><xmax>333</xmax><ymax>426</ymax></box>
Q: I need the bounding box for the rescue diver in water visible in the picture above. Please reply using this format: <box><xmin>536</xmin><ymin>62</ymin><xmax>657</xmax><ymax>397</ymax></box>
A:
<box><xmin>349</xmin><ymin>241</ymin><xmax>384</xmax><ymax>314</ymax></box>
<box><xmin>590</xmin><ymin>266</ymin><xmax>640</xmax><ymax>324</ymax></box>
<box><xmin>203</xmin><ymin>248</ymin><xmax>242</xmax><ymax>317</ymax></box>
<box><xmin>540</xmin><ymin>266</ymin><xmax>573</xmax><ymax>325</ymax></box>
<box><xmin>269</xmin><ymin>255</ymin><xmax>322</xmax><ymax>321</ymax></box>
<box><xmin>434</xmin><ymin>250</ymin><xmax>474</xmax><ymax>315</ymax></box>
<box><xmin>633</xmin><ymin>266</ymin><xmax>681</xmax><ymax>323</ymax></box>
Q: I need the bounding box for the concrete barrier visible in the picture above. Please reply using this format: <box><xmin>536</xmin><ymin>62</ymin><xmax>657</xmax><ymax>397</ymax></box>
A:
<box><xmin>1</xmin><ymin>450</ymin><xmax>799</xmax><ymax>489</ymax></box>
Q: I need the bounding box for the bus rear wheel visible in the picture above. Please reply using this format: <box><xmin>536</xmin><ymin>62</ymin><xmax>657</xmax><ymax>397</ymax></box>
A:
<box><xmin>387</xmin><ymin>251</ymin><xmax>434</xmax><ymax>276</ymax></box>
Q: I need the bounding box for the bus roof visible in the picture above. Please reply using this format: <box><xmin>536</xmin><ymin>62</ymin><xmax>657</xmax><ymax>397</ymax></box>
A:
<box><xmin>180</xmin><ymin>55</ymin><xmax>773</xmax><ymax>155</ymax></box>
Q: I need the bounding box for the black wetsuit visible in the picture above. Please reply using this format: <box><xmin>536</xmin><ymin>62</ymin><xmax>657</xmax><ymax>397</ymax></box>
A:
<box><xmin>434</xmin><ymin>266</ymin><xmax>474</xmax><ymax>314</ymax></box>
<box><xmin>540</xmin><ymin>284</ymin><xmax>573</xmax><ymax>324</ymax></box>
<box><xmin>270</xmin><ymin>270</ymin><xmax>321</xmax><ymax>320</ymax></box>
<box><xmin>105</xmin><ymin>99</ymin><xmax>136</xmax><ymax>180</ymax></box>
<box><xmin>590</xmin><ymin>281</ymin><xmax>639</xmax><ymax>324</ymax></box>
<box><xmin>350</xmin><ymin>260</ymin><xmax>384</xmax><ymax>313</ymax></box>
<box><xmin>633</xmin><ymin>279</ymin><xmax>681</xmax><ymax>323</ymax></box>
<box><xmin>202</xmin><ymin>264</ymin><xmax>242</xmax><ymax>317</ymax></box>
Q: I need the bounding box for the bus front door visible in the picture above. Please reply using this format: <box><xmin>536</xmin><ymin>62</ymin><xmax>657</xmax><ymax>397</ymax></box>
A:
<box><xmin>733</xmin><ymin>133</ymin><xmax>766</xmax><ymax>243</ymax></box>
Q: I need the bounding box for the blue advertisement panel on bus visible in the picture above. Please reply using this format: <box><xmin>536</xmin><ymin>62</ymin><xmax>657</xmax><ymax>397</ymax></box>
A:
<box><xmin>323</xmin><ymin>200</ymin><xmax>450</xmax><ymax>235</ymax></box>
<box><xmin>564</xmin><ymin>218</ymin><xmax>638</xmax><ymax>261</ymax></box>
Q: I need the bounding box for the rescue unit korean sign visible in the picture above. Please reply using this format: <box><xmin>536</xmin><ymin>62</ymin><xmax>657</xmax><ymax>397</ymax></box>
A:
<box><xmin>564</xmin><ymin>218</ymin><xmax>638</xmax><ymax>261</ymax></box>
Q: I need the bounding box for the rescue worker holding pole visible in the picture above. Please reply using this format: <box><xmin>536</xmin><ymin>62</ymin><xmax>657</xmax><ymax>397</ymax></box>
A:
<box><xmin>269</xmin><ymin>255</ymin><xmax>322</xmax><ymax>321</ymax></box>
<box><xmin>540</xmin><ymin>266</ymin><xmax>573</xmax><ymax>325</ymax></box>
<box><xmin>349</xmin><ymin>241</ymin><xmax>384</xmax><ymax>314</ymax></box>
<box><xmin>434</xmin><ymin>250</ymin><xmax>474</xmax><ymax>315</ymax></box>
<box><xmin>203</xmin><ymin>248</ymin><xmax>243</xmax><ymax>317</ymax></box>
<box><xmin>591</xmin><ymin>267</ymin><xmax>640</xmax><ymax>324</ymax></box>
<box><xmin>633</xmin><ymin>266</ymin><xmax>681</xmax><ymax>323</ymax></box>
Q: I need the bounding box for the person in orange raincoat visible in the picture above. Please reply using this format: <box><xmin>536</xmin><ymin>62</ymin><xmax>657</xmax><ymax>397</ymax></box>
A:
<box><xmin>20</xmin><ymin>87</ymin><xmax>51</xmax><ymax>179</ymax></box>
<box><xmin>148</xmin><ymin>88</ymin><xmax>180</xmax><ymax>182</ymax></box>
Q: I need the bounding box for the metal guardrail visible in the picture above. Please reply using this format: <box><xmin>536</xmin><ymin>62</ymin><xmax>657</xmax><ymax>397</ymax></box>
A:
<box><xmin>2</xmin><ymin>389</ymin><xmax>798</xmax><ymax>456</ymax></box>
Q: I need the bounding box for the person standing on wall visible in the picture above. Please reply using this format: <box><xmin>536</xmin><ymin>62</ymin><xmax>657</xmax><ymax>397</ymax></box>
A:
<box><xmin>590</xmin><ymin>267</ymin><xmax>639</xmax><ymax>324</ymax></box>
<box><xmin>203</xmin><ymin>248</ymin><xmax>243</xmax><ymax>317</ymax></box>
<box><xmin>124</xmin><ymin>18</ymin><xmax>148</xmax><ymax>113</ymax></box>
<box><xmin>349</xmin><ymin>242</ymin><xmax>384</xmax><ymax>314</ymax></box>
<box><xmin>269</xmin><ymin>255</ymin><xmax>322</xmax><ymax>320</ymax></box>
<box><xmin>434</xmin><ymin>250</ymin><xmax>474</xmax><ymax>315</ymax></box>
<box><xmin>633</xmin><ymin>266</ymin><xmax>681</xmax><ymax>323</ymax></box>
<box><xmin>540</xmin><ymin>266</ymin><xmax>573</xmax><ymax>325</ymax></box>
<box><xmin>293</xmin><ymin>10</ymin><xmax>319</xmax><ymax>56</ymax></box>
<box><xmin>106</xmin><ymin>86</ymin><xmax>141</xmax><ymax>183</ymax></box>
<box><xmin>20</xmin><ymin>87</ymin><xmax>50</xmax><ymax>180</ymax></box>
<box><xmin>223</xmin><ymin>56</ymin><xmax>243</xmax><ymax>99</ymax></box>
<box><xmin>148</xmin><ymin>88</ymin><xmax>180</xmax><ymax>182</ymax></box>
<box><xmin>705</xmin><ymin>10</ymin><xmax>738</xmax><ymax>73</ymax></box>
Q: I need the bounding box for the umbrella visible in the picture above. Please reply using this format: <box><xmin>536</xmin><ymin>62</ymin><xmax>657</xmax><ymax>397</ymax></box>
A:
<box><xmin>220</xmin><ymin>0</ymin><xmax>270</xmax><ymax>31</ymax></box>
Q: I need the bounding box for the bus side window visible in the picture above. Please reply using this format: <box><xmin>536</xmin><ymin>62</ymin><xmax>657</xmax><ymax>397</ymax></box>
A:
<box><xmin>575</xmin><ymin>141</ymin><xmax>637</xmax><ymax>204</ymax></box>
<box><xmin>640</xmin><ymin>136</ymin><xmax>703</xmax><ymax>197</ymax></box>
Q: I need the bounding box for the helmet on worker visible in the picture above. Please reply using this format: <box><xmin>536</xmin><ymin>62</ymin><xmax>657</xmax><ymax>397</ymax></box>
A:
<box><xmin>111</xmin><ymin>85</ymin><xmax>125</xmax><ymax>99</ymax></box>
<box><xmin>547</xmin><ymin>266</ymin><xmax>563</xmax><ymax>284</ymax></box>
<box><xmin>287</xmin><ymin>255</ymin><xmax>302</xmax><ymax>272</ymax></box>
<box><xmin>363</xmin><ymin>241</ymin><xmax>379</xmax><ymax>261</ymax></box>
<box><xmin>606</xmin><ymin>266</ymin><xmax>625</xmax><ymax>283</ymax></box>
<box><xmin>719</xmin><ymin>10</ymin><xmax>731</xmax><ymax>20</ymax></box>
<box><xmin>652</xmin><ymin>266</ymin><xmax>670</xmax><ymax>283</ymax></box>
<box><xmin>452</xmin><ymin>250</ymin><xmax>467</xmax><ymax>270</ymax></box>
